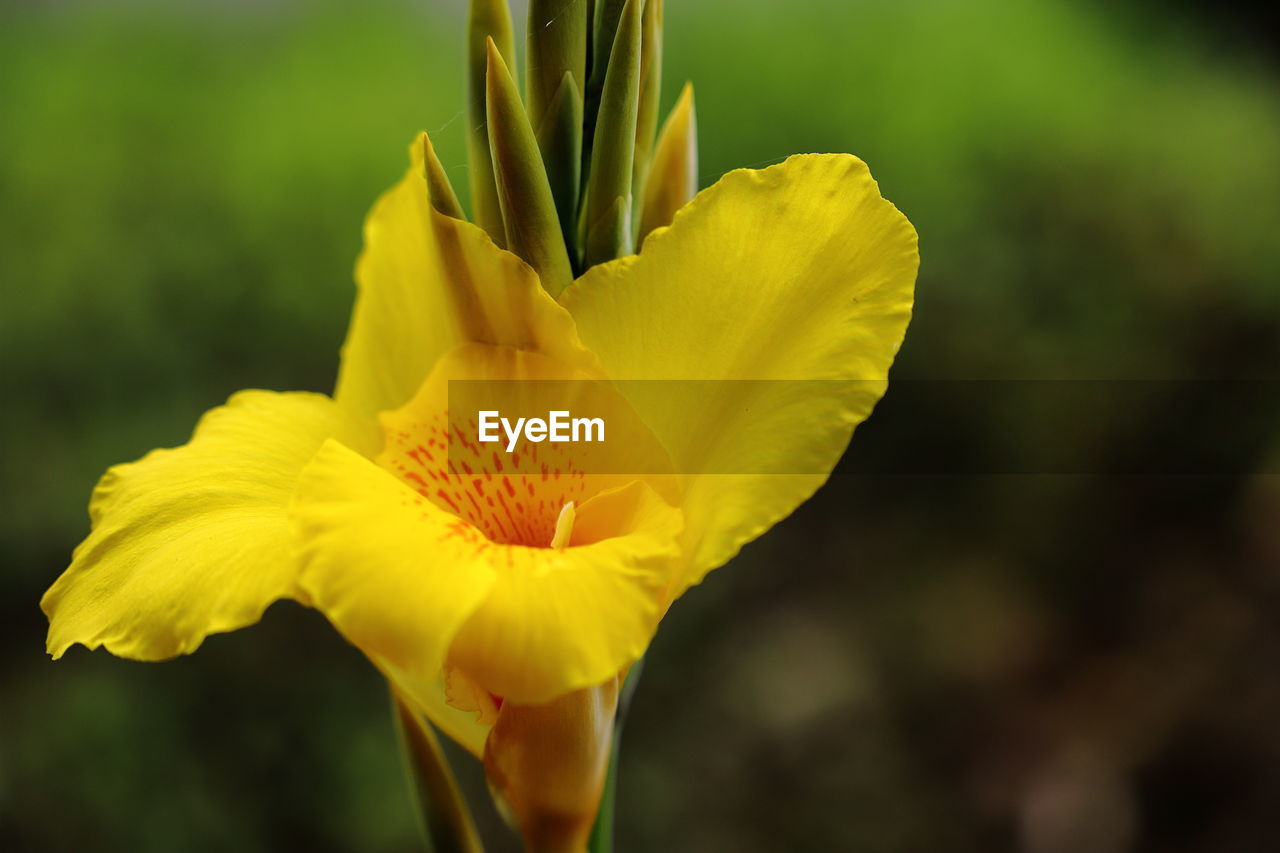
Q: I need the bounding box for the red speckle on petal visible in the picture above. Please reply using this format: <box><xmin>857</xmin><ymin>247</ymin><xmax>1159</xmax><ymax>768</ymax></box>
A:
<box><xmin>375</xmin><ymin>394</ymin><xmax>599</xmax><ymax>548</ymax></box>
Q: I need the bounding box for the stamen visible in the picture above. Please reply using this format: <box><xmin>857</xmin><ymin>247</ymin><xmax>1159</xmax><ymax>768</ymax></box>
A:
<box><xmin>549</xmin><ymin>501</ymin><xmax>576</xmax><ymax>550</ymax></box>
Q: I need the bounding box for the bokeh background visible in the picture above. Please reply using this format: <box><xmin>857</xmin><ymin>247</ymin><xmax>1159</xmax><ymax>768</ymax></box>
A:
<box><xmin>3</xmin><ymin>0</ymin><xmax>1279</xmax><ymax>850</ymax></box>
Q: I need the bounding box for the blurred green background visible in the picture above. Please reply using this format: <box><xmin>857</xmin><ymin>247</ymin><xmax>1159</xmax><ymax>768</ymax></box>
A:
<box><xmin>3</xmin><ymin>0</ymin><xmax>1279</xmax><ymax>850</ymax></box>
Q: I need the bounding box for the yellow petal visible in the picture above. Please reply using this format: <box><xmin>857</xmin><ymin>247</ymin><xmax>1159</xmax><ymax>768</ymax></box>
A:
<box><xmin>384</xmin><ymin>658</ymin><xmax>493</xmax><ymax>759</ymax></box>
<box><xmin>42</xmin><ymin>391</ymin><xmax>377</xmax><ymax>660</ymax></box>
<box><xmin>334</xmin><ymin>133</ymin><xmax>594</xmax><ymax>421</ymax></box>
<box><xmin>290</xmin><ymin>439</ymin><xmax>498</xmax><ymax>753</ymax></box>
<box><xmin>448</xmin><ymin>478</ymin><xmax>680</xmax><ymax>704</ymax></box>
<box><xmin>560</xmin><ymin>154</ymin><xmax>919</xmax><ymax>594</ymax></box>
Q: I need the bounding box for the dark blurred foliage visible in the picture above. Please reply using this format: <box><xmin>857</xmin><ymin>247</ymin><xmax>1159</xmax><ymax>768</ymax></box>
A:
<box><xmin>2</xmin><ymin>1</ymin><xmax>1279</xmax><ymax>851</ymax></box>
<box><xmin>1152</xmin><ymin>0</ymin><xmax>1280</xmax><ymax>61</ymax></box>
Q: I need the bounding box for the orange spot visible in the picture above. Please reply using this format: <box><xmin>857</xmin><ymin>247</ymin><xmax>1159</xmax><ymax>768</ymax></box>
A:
<box><xmin>377</xmin><ymin>398</ymin><xmax>599</xmax><ymax>548</ymax></box>
<box><xmin>436</xmin><ymin>489</ymin><xmax>461</xmax><ymax>515</ymax></box>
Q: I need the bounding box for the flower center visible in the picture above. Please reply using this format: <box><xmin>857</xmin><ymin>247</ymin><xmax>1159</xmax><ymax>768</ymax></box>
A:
<box><xmin>376</xmin><ymin>408</ymin><xmax>591</xmax><ymax>548</ymax></box>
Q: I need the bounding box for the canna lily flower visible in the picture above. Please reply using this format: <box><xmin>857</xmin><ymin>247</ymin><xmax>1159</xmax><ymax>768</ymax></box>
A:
<box><xmin>42</xmin><ymin>1</ymin><xmax>918</xmax><ymax>850</ymax></box>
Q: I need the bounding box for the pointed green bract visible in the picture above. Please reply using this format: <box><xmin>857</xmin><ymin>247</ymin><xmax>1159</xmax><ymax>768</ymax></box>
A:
<box><xmin>586</xmin><ymin>660</ymin><xmax>644</xmax><ymax>853</ymax></box>
<box><xmin>591</xmin><ymin>0</ymin><xmax>628</xmax><ymax>70</ymax></box>
<box><xmin>537</xmin><ymin>73</ymin><xmax>586</xmax><ymax>268</ymax></box>
<box><xmin>585</xmin><ymin>0</ymin><xmax>628</xmax><ymax>134</ymax></box>
<box><xmin>583</xmin><ymin>0</ymin><xmax>622</xmax><ymax>156</ymax></box>
<box><xmin>486</xmin><ymin>39</ymin><xmax>576</xmax><ymax>298</ymax></box>
<box><xmin>392</xmin><ymin>692</ymin><xmax>484</xmax><ymax>853</ymax></box>
<box><xmin>632</xmin><ymin>0</ymin><xmax>663</xmax><ymax>241</ymax></box>
<box><xmin>469</xmin><ymin>0</ymin><xmax>516</xmax><ymax>246</ymax></box>
<box><xmin>527</xmin><ymin>0</ymin><xmax>587</xmax><ymax>133</ymax></box>
<box><xmin>581</xmin><ymin>0</ymin><xmax>643</xmax><ymax>267</ymax></box>
<box><xmin>639</xmin><ymin>82</ymin><xmax>698</xmax><ymax>245</ymax></box>
<box><xmin>421</xmin><ymin>133</ymin><xmax>466</xmax><ymax>221</ymax></box>
<box><xmin>583</xmin><ymin>195</ymin><xmax>630</xmax><ymax>271</ymax></box>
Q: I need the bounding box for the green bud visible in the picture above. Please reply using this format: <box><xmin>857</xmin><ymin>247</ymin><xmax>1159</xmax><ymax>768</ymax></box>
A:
<box><xmin>526</xmin><ymin>0</ymin><xmax>587</xmax><ymax>132</ymax></box>
<box><xmin>420</xmin><ymin>133</ymin><xmax>465</xmax><ymax>221</ymax></box>
<box><xmin>583</xmin><ymin>0</ymin><xmax>627</xmax><ymax>148</ymax></box>
<box><xmin>592</xmin><ymin>0</ymin><xmax>628</xmax><ymax>66</ymax></box>
<box><xmin>486</xmin><ymin>39</ymin><xmax>575</xmax><ymax>298</ymax></box>
<box><xmin>536</xmin><ymin>73</ymin><xmax>585</xmax><ymax>268</ymax></box>
<box><xmin>468</xmin><ymin>0</ymin><xmax>516</xmax><ymax>246</ymax></box>
<box><xmin>638</xmin><ymin>82</ymin><xmax>698</xmax><ymax>245</ymax></box>
<box><xmin>632</xmin><ymin>0</ymin><xmax>663</xmax><ymax>241</ymax></box>
<box><xmin>583</xmin><ymin>195</ymin><xmax>631</xmax><ymax>272</ymax></box>
<box><xmin>581</xmin><ymin>0</ymin><xmax>643</xmax><ymax>268</ymax></box>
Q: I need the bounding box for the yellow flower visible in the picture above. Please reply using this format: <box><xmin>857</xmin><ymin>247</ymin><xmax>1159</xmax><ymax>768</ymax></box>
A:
<box><xmin>42</xmin><ymin>7</ymin><xmax>917</xmax><ymax>849</ymax></box>
<box><xmin>43</xmin><ymin>136</ymin><xmax>916</xmax><ymax>843</ymax></box>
